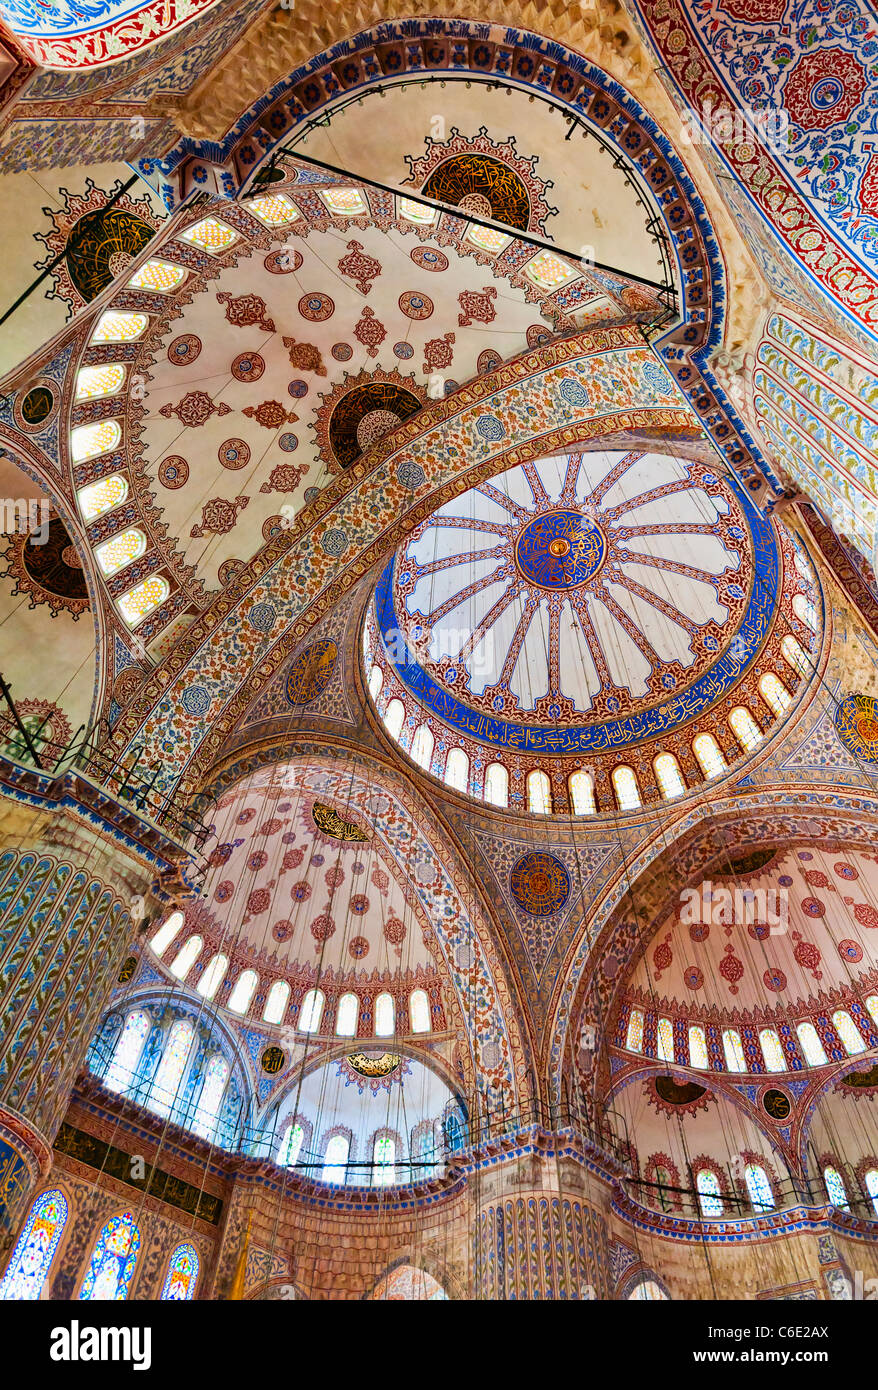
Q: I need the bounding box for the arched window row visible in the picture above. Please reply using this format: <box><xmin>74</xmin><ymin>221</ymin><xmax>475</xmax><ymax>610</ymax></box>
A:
<box><xmin>0</xmin><ymin>1189</ymin><xmax>201</xmax><ymax>1301</ymax></box>
<box><xmin>621</xmin><ymin>1002</ymin><xmax>874</xmax><ymax>1072</ymax></box>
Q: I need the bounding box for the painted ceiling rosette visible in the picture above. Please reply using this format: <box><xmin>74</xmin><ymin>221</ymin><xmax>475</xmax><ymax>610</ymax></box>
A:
<box><xmin>373</xmin><ymin>449</ymin><xmax>780</xmax><ymax>755</ymax></box>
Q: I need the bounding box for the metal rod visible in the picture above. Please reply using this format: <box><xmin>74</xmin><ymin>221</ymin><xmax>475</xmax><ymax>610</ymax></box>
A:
<box><xmin>0</xmin><ymin>672</ymin><xmax>43</xmax><ymax>769</ymax></box>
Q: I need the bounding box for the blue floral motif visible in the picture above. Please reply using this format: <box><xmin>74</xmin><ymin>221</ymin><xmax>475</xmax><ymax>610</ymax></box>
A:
<box><xmin>475</xmin><ymin>414</ymin><xmax>506</xmax><ymax>442</ymax></box>
<box><xmin>181</xmin><ymin>686</ymin><xmax>211</xmax><ymax>716</ymax></box>
<box><xmin>558</xmin><ymin>377</ymin><xmax>590</xmax><ymax>408</ymax></box>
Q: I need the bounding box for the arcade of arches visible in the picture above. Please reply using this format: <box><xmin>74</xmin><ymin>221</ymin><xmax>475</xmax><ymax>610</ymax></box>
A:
<box><xmin>1</xmin><ymin>0</ymin><xmax>878</xmax><ymax>1304</ymax></box>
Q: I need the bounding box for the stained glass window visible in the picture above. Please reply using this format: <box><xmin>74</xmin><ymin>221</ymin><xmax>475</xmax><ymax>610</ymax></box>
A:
<box><xmin>657</xmin><ymin>1016</ymin><xmax>675</xmax><ymax>1063</ymax></box>
<box><xmin>160</xmin><ymin>1243</ymin><xmax>199</xmax><ymax>1300</ymax></box>
<box><xmin>524</xmin><ymin>249</ymin><xmax>578</xmax><ymax>288</ymax></box>
<box><xmin>745</xmin><ymin>1164</ymin><xmax>775</xmax><ymax>1213</ymax></box>
<box><xmin>180</xmin><ymin>217</ymin><xmax>238</xmax><ymax>253</ymax></box>
<box><xmin>445</xmin><ymin>748</ymin><xmax>469</xmax><ymax>793</ymax></box>
<box><xmin>78</xmin><ymin>474</ymin><xmax>128</xmax><ymax>522</ymax></box>
<box><xmin>383</xmin><ymin>699</ymin><xmax>405</xmax><ymax>742</ymax></box>
<box><xmin>150</xmin><ymin>910</ymin><xmax>184</xmax><ymax>957</ymax></box>
<box><xmin>169</xmin><ymin>934</ymin><xmax>201</xmax><ymax>982</ymax></box>
<box><xmin>246</xmin><ymin>193</ymin><xmax>298</xmax><ymax>226</ymax></box>
<box><xmin>411</xmin><ymin>724</ymin><xmax>434</xmax><ymax>770</ymax></box>
<box><xmin>654</xmin><ymin>753</ymin><xmax>686</xmax><ymax>800</ymax></box>
<box><xmin>263</xmin><ymin>979</ymin><xmax>289</xmax><ymax>1024</ymax></box>
<box><xmin>781</xmin><ymin>635</ymin><xmax>811</xmax><ymax>678</ymax></box>
<box><xmin>688</xmin><ymin>1025</ymin><xmax>708</xmax><ymax>1069</ymax></box>
<box><xmin>91</xmin><ymin>310</ymin><xmax>148</xmax><ymax>343</ymax></box>
<box><xmin>0</xmin><ymin>1189</ymin><xmax>67</xmax><ymax>1300</ymax></box>
<box><xmin>373</xmin><ymin>1135</ymin><xmax>395</xmax><ymax>1187</ymax></box>
<box><xmin>759</xmin><ymin>672</ymin><xmax>792</xmax><ymax>717</ymax></box>
<box><xmin>192</xmin><ymin>1054</ymin><xmax>229</xmax><ymax>1140</ymax></box>
<box><xmin>759</xmin><ymin>1029</ymin><xmax>786</xmax><ymax>1073</ymax></box>
<box><xmin>197</xmin><ymin>953</ymin><xmax>228</xmax><ymax>1001</ymax></box>
<box><xmin>75</xmin><ymin>363</ymin><xmax>126</xmax><ymax>400</ymax></box>
<box><xmin>398</xmin><ymin>196</ymin><xmax>437</xmax><ymax>225</ymax></box>
<box><xmin>127</xmin><ymin>259</ymin><xmax>187</xmax><ymax>292</ymax></box>
<box><xmin>321</xmin><ymin>1133</ymin><xmax>349</xmax><ymax>1184</ymax></box>
<box><xmin>148</xmin><ymin>1020</ymin><xmax>195</xmax><ymax>1118</ymax></box>
<box><xmin>696</xmin><ymin>1169</ymin><xmax>724</xmax><ymax>1217</ymax></box>
<box><xmin>613</xmin><ymin>765</ymin><xmax>641</xmax><ymax>810</ymax></box>
<box><xmin>792</xmin><ymin>594</ymin><xmax>818</xmax><ymax>630</ymax></box>
<box><xmin>527</xmin><ymin>769</ymin><xmax>552</xmax><ymax>814</ymax></box>
<box><xmin>693</xmin><ymin>734</ymin><xmax>726</xmax><ymax>779</ymax></box>
<box><xmin>569</xmin><ymin>769</ymin><xmax>596</xmax><ymax>815</ymax></box>
<box><xmin>335</xmin><ymin>992</ymin><xmax>358</xmax><ymax>1037</ymax></box>
<box><xmin>484</xmin><ymin>762</ymin><xmax>508</xmax><ymax>807</ymax></box>
<box><xmin>410</xmin><ymin>988</ymin><xmax>431</xmax><ymax>1034</ymax></box>
<box><xmin>228</xmin><ymin>969</ymin><xmax>258</xmax><ymax>1016</ymax></box>
<box><xmin>319</xmin><ymin>187</ymin><xmax>368</xmax><ymax>216</ymax></box>
<box><xmin>867</xmin><ymin>996</ymin><xmax>878</xmax><ymax>1029</ymax></box>
<box><xmin>299</xmin><ymin>989</ymin><xmax>324</xmax><ymax>1033</ymax></box>
<box><xmin>105</xmin><ymin>1009</ymin><xmax>150</xmax><ymax>1094</ymax></box>
<box><xmin>279</xmin><ymin>1122</ymin><xmax>305</xmax><ymax>1168</ymax></box>
<box><xmin>368</xmin><ymin>665</ymin><xmax>383</xmax><ymax>700</ymax></box>
<box><xmin>824</xmin><ymin>1165</ymin><xmax>850</xmax><ymax>1210</ymax></box>
<box><xmin>71</xmin><ymin>419</ymin><xmax>121</xmax><ymax>462</ymax></box>
<box><xmin>465</xmin><ymin>225</ymin><xmax>512</xmax><ymax>253</ymax></box>
<box><xmin>375</xmin><ymin>992</ymin><xmax>395</xmax><ymax>1038</ymax></box>
<box><xmin>796</xmin><ymin>1021</ymin><xmax>828</xmax><ymax>1066</ymax></box>
<box><xmin>832</xmin><ymin>1010</ymin><xmax>866</xmax><ymax>1055</ymax></box>
<box><xmin>118</xmin><ymin>574</ymin><xmax>169</xmax><ymax>626</ymax></box>
<box><xmin>722</xmin><ymin>1029</ymin><xmax>747</xmax><ymax>1072</ymax></box>
<box><xmin>94</xmin><ymin>527</ymin><xmax>146</xmax><ymax>578</ymax></box>
<box><xmin>79</xmin><ymin>1211</ymin><xmax>140</xmax><ymax>1300</ymax></box>
<box><xmin>865</xmin><ymin>1169</ymin><xmax>878</xmax><ymax>1218</ymax></box>
<box><xmin>729</xmin><ymin>706</ymin><xmax>763</xmax><ymax>751</ymax></box>
<box><xmin>626</xmin><ymin>1007</ymin><xmax>644</xmax><ymax>1053</ymax></box>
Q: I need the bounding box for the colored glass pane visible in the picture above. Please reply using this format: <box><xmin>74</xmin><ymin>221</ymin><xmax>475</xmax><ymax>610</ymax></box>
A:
<box><xmin>180</xmin><ymin>218</ymin><xmax>238</xmax><ymax>253</ymax></box>
<box><xmin>410</xmin><ymin>989</ymin><xmax>430</xmax><ymax>1034</ymax></box>
<box><xmin>246</xmin><ymin>194</ymin><xmax>298</xmax><ymax>226</ymax></box>
<box><xmin>626</xmin><ymin>1008</ymin><xmax>644</xmax><ymax>1053</ymax></box>
<box><xmin>524</xmin><ymin>249</ymin><xmax>577</xmax><ymax>288</ymax></box>
<box><xmin>696</xmin><ymin>1170</ymin><xmax>723</xmax><ymax>1217</ymax></box>
<box><xmin>654</xmin><ymin>753</ymin><xmax>685</xmax><ymax>799</ymax></box>
<box><xmin>127</xmin><ymin>259</ymin><xmax>186</xmax><ymax>291</ymax></box>
<box><xmin>160</xmin><ymin>1243</ymin><xmax>199</xmax><ymax>1301</ymax></box>
<box><xmin>0</xmin><ymin>1190</ymin><xmax>67</xmax><ymax>1301</ymax></box>
<box><xmin>729</xmin><ymin>706</ymin><xmax>762</xmax><ymax>751</ymax></box>
<box><xmin>118</xmin><ymin>575</ymin><xmax>168</xmax><ymax>626</ymax></box>
<box><xmin>148</xmin><ymin>1020</ymin><xmax>194</xmax><ymax>1118</ymax></box>
<box><xmin>75</xmin><ymin>363</ymin><xmax>125</xmax><ymax>400</ymax></box>
<box><xmin>71</xmin><ymin>418</ymin><xmax>121</xmax><ymax>462</ymax></box>
<box><xmin>79</xmin><ymin>1212</ymin><xmax>140</xmax><ymax>1301</ymax></box>
<box><xmin>693</xmin><ymin>734</ymin><xmax>726</xmax><ymax>778</ymax></box>
<box><xmin>78</xmin><ymin>474</ymin><xmax>128</xmax><ymax>521</ymax></box>
<box><xmin>105</xmin><ymin>1009</ymin><xmax>150</xmax><ymax>1094</ymax></box>
<box><xmin>94</xmin><ymin>527</ymin><xmax>146</xmax><ymax>577</ymax></box>
<box><xmin>91</xmin><ymin>311</ymin><xmax>147</xmax><ymax>343</ymax></box>
<box><xmin>320</xmin><ymin>188</ymin><xmax>368</xmax><ymax>216</ymax></box>
<box><xmin>375</xmin><ymin>992</ymin><xmax>395</xmax><ymax>1038</ymax></box>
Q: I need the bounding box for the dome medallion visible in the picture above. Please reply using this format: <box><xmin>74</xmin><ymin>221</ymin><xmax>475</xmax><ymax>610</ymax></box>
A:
<box><xmin>514</xmin><ymin>509</ymin><xmax>606</xmax><ymax>589</ymax></box>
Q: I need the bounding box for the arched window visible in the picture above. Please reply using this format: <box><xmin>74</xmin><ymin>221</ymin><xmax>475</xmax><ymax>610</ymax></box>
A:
<box><xmin>832</xmin><ymin>1010</ymin><xmax>866</xmax><ymax>1055</ymax></box>
<box><xmin>612</xmin><ymin>765</ymin><xmax>641</xmax><ymax>810</ymax></box>
<box><xmin>445</xmin><ymin>748</ymin><xmax>469</xmax><ymax>793</ymax></box>
<box><xmin>696</xmin><ymin>1169</ymin><xmax>724</xmax><ymax>1217</ymax></box>
<box><xmin>180</xmin><ymin>216</ymin><xmax>238</xmax><ymax>254</ymax></box>
<box><xmin>79</xmin><ymin>1211</ymin><xmax>140</xmax><ymax>1301</ymax></box>
<box><xmin>796</xmin><ymin>1021</ymin><xmax>828</xmax><ymax>1066</ymax></box>
<box><xmin>744</xmin><ymin>1164</ymin><xmax>775</xmax><ymax>1213</ymax></box>
<box><xmin>569</xmin><ymin>769</ymin><xmax>596</xmax><ymax>815</ymax></box>
<box><xmin>657</xmin><ymin>1016</ymin><xmax>675</xmax><ymax>1063</ymax></box>
<box><xmin>91</xmin><ymin>310</ymin><xmax>148</xmax><ymax>342</ymax></box>
<box><xmin>105</xmin><ymin>1009</ymin><xmax>150</xmax><ymax>1094</ymax></box>
<box><xmin>729</xmin><ymin>705</ymin><xmax>763</xmax><ymax>752</ymax></box>
<box><xmin>654</xmin><ymin>753</ymin><xmax>686</xmax><ymax>800</ymax></box>
<box><xmin>160</xmin><ymin>1243</ymin><xmax>199</xmax><ymax>1301</ymax></box>
<box><xmin>279</xmin><ymin>1122</ymin><xmax>305</xmax><ymax>1169</ymax></box>
<box><xmin>192</xmin><ymin>1055</ymin><xmax>229</xmax><ymax>1140</ymax></box>
<box><xmin>77</xmin><ymin>474</ymin><xmax>129</xmax><ymax>522</ymax></box>
<box><xmin>128</xmin><ymin>259</ymin><xmax>187</xmax><ymax>292</ymax></box>
<box><xmin>759</xmin><ymin>1029</ymin><xmax>786</xmax><ymax>1073</ymax></box>
<box><xmin>368</xmin><ymin>664</ymin><xmax>383</xmax><ymax>701</ymax></box>
<box><xmin>693</xmin><ymin>734</ymin><xmax>726</xmax><ymax>779</ymax></box>
<box><xmin>409</xmin><ymin>988</ymin><xmax>431</xmax><ymax>1034</ymax></box>
<box><xmin>373</xmin><ymin>1135</ymin><xmax>396</xmax><ymax>1187</ymax></box>
<box><xmin>148</xmin><ymin>1019</ymin><xmax>195</xmax><ymax>1118</ymax></box>
<box><xmin>867</xmin><ymin>995</ymin><xmax>878</xmax><ymax>1028</ymax></box>
<box><xmin>0</xmin><ymin>1189</ymin><xmax>68</xmax><ymax>1300</ymax></box>
<box><xmin>197</xmin><ymin>953</ymin><xmax>228</xmax><ymax>1001</ymax></box>
<box><xmin>71</xmin><ymin>419</ymin><xmax>121</xmax><ymax>463</ymax></box>
<box><xmin>321</xmin><ymin>1134</ymin><xmax>349</xmax><ymax>1185</ymax></box>
<box><xmin>410</xmin><ymin>724</ymin><xmax>434</xmax><ymax>769</ymax></box>
<box><xmin>628</xmin><ymin>1279</ymin><xmax>669</xmax><ymax>1300</ymax></box>
<box><xmin>227</xmin><ymin>970</ymin><xmax>258</xmax><ymax>1017</ymax></box>
<box><xmin>299</xmin><ymin>989</ymin><xmax>324</xmax><ymax>1034</ymax></box>
<box><xmin>262</xmin><ymin>980</ymin><xmax>289</xmax><ymax>1025</ymax></box>
<box><xmin>383</xmin><ymin>699</ymin><xmax>405</xmax><ymax>742</ymax></box>
<box><xmin>781</xmin><ymin>635</ymin><xmax>811</xmax><ymax>679</ymax></box>
<box><xmin>864</xmin><ymin>1168</ymin><xmax>878</xmax><ymax>1218</ymax></box>
<box><xmin>824</xmin><ymin>1166</ymin><xmax>850</xmax><ymax>1211</ymax></box>
<box><xmin>688</xmin><ymin>1025</ymin><xmax>708</xmax><ymax>1069</ymax></box>
<box><xmin>759</xmin><ymin>672</ymin><xmax>792</xmax><ymax>717</ymax></box>
<box><xmin>75</xmin><ymin>363</ymin><xmax>126</xmax><ymax>400</ymax></box>
<box><xmin>527</xmin><ymin>769</ymin><xmax>552</xmax><ymax>814</ymax></box>
<box><xmin>793</xmin><ymin>594</ymin><xmax>818</xmax><ymax>630</ymax></box>
<box><xmin>335</xmin><ymin>992</ymin><xmax>359</xmax><ymax>1037</ymax></box>
<box><xmin>94</xmin><ymin>528</ymin><xmax>147</xmax><ymax>578</ymax></box>
<box><xmin>484</xmin><ymin>762</ymin><xmax>509</xmax><ymax>807</ymax></box>
<box><xmin>626</xmin><ymin>1007</ymin><xmax>644</xmax><ymax>1053</ymax></box>
<box><xmin>169</xmin><ymin>934</ymin><xmax>201</xmax><ymax>982</ymax></box>
<box><xmin>375</xmin><ymin>992</ymin><xmax>395</xmax><ymax>1038</ymax></box>
<box><xmin>118</xmin><ymin>574</ymin><xmax>169</xmax><ymax>627</ymax></box>
<box><xmin>722</xmin><ymin>1029</ymin><xmax>747</xmax><ymax>1072</ymax></box>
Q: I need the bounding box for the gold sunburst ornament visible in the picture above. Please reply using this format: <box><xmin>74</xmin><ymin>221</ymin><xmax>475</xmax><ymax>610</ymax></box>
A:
<box><xmin>346</xmin><ymin>1053</ymin><xmax>401</xmax><ymax>1078</ymax></box>
<box><xmin>311</xmin><ymin>801</ymin><xmax>370</xmax><ymax>842</ymax></box>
